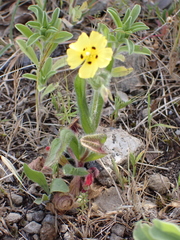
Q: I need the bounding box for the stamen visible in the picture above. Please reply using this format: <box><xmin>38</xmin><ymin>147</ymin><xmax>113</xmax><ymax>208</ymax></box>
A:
<box><xmin>80</xmin><ymin>54</ymin><xmax>84</xmax><ymax>59</ymax></box>
<box><xmin>95</xmin><ymin>55</ymin><xmax>98</xmax><ymax>58</ymax></box>
<box><xmin>92</xmin><ymin>46</ymin><xmax>96</xmax><ymax>49</ymax></box>
<box><xmin>87</xmin><ymin>61</ymin><xmax>92</xmax><ymax>64</ymax></box>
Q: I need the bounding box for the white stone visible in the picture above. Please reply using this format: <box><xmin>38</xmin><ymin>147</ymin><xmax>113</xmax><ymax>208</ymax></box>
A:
<box><xmin>98</xmin><ymin>127</ymin><xmax>144</xmax><ymax>167</ymax></box>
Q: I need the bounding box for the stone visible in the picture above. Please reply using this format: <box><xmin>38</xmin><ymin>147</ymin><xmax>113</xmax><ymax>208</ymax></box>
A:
<box><xmin>110</xmin><ymin>233</ymin><xmax>123</xmax><ymax>240</ymax></box>
<box><xmin>142</xmin><ymin>200</ymin><xmax>158</xmax><ymax>219</ymax></box>
<box><xmin>94</xmin><ymin>187</ymin><xmax>123</xmax><ymax>213</ymax></box>
<box><xmin>148</xmin><ymin>174</ymin><xmax>171</xmax><ymax>194</ymax></box>
<box><xmin>111</xmin><ymin>224</ymin><xmax>125</xmax><ymax>237</ymax></box>
<box><xmin>77</xmin><ymin>0</ymin><xmax>109</xmax><ymax>15</ymax></box>
<box><xmin>60</xmin><ymin>224</ymin><xmax>68</xmax><ymax>233</ymax></box>
<box><xmin>11</xmin><ymin>193</ymin><xmax>23</xmax><ymax>206</ymax></box>
<box><xmin>40</xmin><ymin>222</ymin><xmax>57</xmax><ymax>240</ymax></box>
<box><xmin>96</xmin><ymin>168</ymin><xmax>115</xmax><ymax>187</ymax></box>
<box><xmin>5</xmin><ymin>213</ymin><xmax>22</xmax><ymax>223</ymax></box>
<box><xmin>42</xmin><ymin>214</ymin><xmax>55</xmax><ymax>225</ymax></box>
<box><xmin>98</xmin><ymin>127</ymin><xmax>144</xmax><ymax>167</ymax></box>
<box><xmin>32</xmin><ymin>210</ymin><xmax>45</xmax><ymax>222</ymax></box>
<box><xmin>64</xmin><ymin>231</ymin><xmax>74</xmax><ymax>240</ymax></box>
<box><xmin>26</xmin><ymin>212</ymin><xmax>33</xmax><ymax>222</ymax></box>
<box><xmin>24</xmin><ymin>221</ymin><xmax>41</xmax><ymax>234</ymax></box>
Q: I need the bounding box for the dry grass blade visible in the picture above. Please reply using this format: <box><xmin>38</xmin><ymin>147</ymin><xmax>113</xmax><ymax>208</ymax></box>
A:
<box><xmin>0</xmin><ymin>155</ymin><xmax>23</xmax><ymax>185</ymax></box>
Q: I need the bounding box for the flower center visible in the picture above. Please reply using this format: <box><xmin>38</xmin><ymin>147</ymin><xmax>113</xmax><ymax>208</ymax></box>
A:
<box><xmin>80</xmin><ymin>46</ymin><xmax>98</xmax><ymax>64</ymax></box>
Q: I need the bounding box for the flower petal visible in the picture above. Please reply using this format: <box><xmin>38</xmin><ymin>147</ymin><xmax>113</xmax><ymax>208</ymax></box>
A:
<box><xmin>97</xmin><ymin>48</ymin><xmax>113</xmax><ymax>68</ymax></box>
<box><xmin>89</xmin><ymin>31</ymin><xmax>107</xmax><ymax>49</ymax></box>
<box><xmin>79</xmin><ymin>61</ymin><xmax>99</xmax><ymax>78</ymax></box>
<box><xmin>66</xmin><ymin>48</ymin><xmax>84</xmax><ymax>69</ymax></box>
<box><xmin>69</xmin><ymin>32</ymin><xmax>90</xmax><ymax>51</ymax></box>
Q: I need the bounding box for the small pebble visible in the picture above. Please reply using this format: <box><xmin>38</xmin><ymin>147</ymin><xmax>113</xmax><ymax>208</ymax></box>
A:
<box><xmin>33</xmin><ymin>234</ymin><xmax>39</xmax><ymax>240</ymax></box>
<box><xmin>26</xmin><ymin>212</ymin><xmax>33</xmax><ymax>222</ymax></box>
<box><xmin>111</xmin><ymin>224</ymin><xmax>125</xmax><ymax>237</ymax></box>
<box><xmin>175</xmin><ymin>129</ymin><xmax>180</xmax><ymax>136</ymax></box>
<box><xmin>64</xmin><ymin>231</ymin><xmax>73</xmax><ymax>240</ymax></box>
<box><xmin>33</xmin><ymin>210</ymin><xmax>45</xmax><ymax>222</ymax></box>
<box><xmin>60</xmin><ymin>224</ymin><xmax>68</xmax><ymax>233</ymax></box>
<box><xmin>5</xmin><ymin>213</ymin><xmax>22</xmax><ymax>223</ymax></box>
<box><xmin>40</xmin><ymin>222</ymin><xmax>57</xmax><ymax>240</ymax></box>
<box><xmin>24</xmin><ymin>221</ymin><xmax>41</xmax><ymax>234</ymax></box>
<box><xmin>148</xmin><ymin>174</ymin><xmax>171</xmax><ymax>194</ymax></box>
<box><xmin>110</xmin><ymin>233</ymin><xmax>123</xmax><ymax>240</ymax></box>
<box><xmin>42</xmin><ymin>214</ymin><xmax>55</xmax><ymax>225</ymax></box>
<box><xmin>11</xmin><ymin>193</ymin><xmax>23</xmax><ymax>206</ymax></box>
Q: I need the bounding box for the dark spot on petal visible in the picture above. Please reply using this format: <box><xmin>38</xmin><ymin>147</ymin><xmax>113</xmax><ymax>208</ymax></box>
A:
<box><xmin>80</xmin><ymin>54</ymin><xmax>83</xmax><ymax>59</ymax></box>
<box><xmin>87</xmin><ymin>61</ymin><xmax>92</xmax><ymax>64</ymax></box>
<box><xmin>95</xmin><ymin>55</ymin><xmax>98</xmax><ymax>59</ymax></box>
<box><xmin>92</xmin><ymin>46</ymin><xmax>96</xmax><ymax>49</ymax></box>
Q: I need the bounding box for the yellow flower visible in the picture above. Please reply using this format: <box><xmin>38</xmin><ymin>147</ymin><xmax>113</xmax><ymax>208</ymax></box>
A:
<box><xmin>66</xmin><ymin>31</ymin><xmax>113</xmax><ymax>79</ymax></box>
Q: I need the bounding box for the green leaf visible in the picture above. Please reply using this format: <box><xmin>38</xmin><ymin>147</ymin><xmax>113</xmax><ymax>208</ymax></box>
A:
<box><xmin>41</xmin><ymin>83</ymin><xmax>57</xmax><ymax>99</ymax></box>
<box><xmin>69</xmin><ymin>135</ymin><xmax>82</xmax><ymax>160</ymax></box>
<box><xmin>133</xmin><ymin>221</ymin><xmax>156</xmax><ymax>240</ymax></box>
<box><xmin>107</xmin><ymin>7</ymin><xmax>122</xmax><ymax>28</ymax></box>
<box><xmin>63</xmin><ymin>164</ymin><xmax>88</xmax><ymax>176</ymax></box>
<box><xmin>130</xmin><ymin>22</ymin><xmax>149</xmax><ymax>33</ymax></box>
<box><xmin>23</xmin><ymin>73</ymin><xmax>37</xmax><ymax>81</ymax></box>
<box><xmin>150</xmin><ymin>219</ymin><xmax>180</xmax><ymax>240</ymax></box>
<box><xmin>83</xmin><ymin>152</ymin><xmax>106</xmax><ymax>162</ymax></box>
<box><xmin>0</xmin><ymin>43</ymin><xmax>12</xmax><ymax>57</ymax></box>
<box><xmin>123</xmin><ymin>8</ymin><xmax>130</xmax><ymax>23</ymax></box>
<box><xmin>41</xmin><ymin>57</ymin><xmax>53</xmax><ymax>77</ymax></box>
<box><xmin>49</xmin><ymin>8</ymin><xmax>60</xmax><ymax>26</ymax></box>
<box><xmin>34</xmin><ymin>194</ymin><xmax>49</xmax><ymax>204</ymax></box>
<box><xmin>15</xmin><ymin>24</ymin><xmax>33</xmax><ymax>38</ymax></box>
<box><xmin>27</xmin><ymin>33</ymin><xmax>41</xmax><ymax>47</ymax></box>
<box><xmin>97</xmin><ymin>23</ymin><xmax>110</xmax><ymax>38</ymax></box>
<box><xmin>134</xmin><ymin>150</ymin><xmax>145</xmax><ymax>164</ymax></box>
<box><xmin>52</xmin><ymin>56</ymin><xmax>68</xmax><ymax>71</ymax></box>
<box><xmin>45</xmin><ymin>129</ymin><xmax>75</xmax><ymax>167</ymax></box>
<box><xmin>26</xmin><ymin>21</ymin><xmax>41</xmax><ymax>30</ymax></box>
<box><xmin>111</xmin><ymin>66</ymin><xmax>133</xmax><ymax>77</ymax></box>
<box><xmin>114</xmin><ymin>53</ymin><xmax>125</xmax><ymax>62</ymax></box>
<box><xmin>28</xmin><ymin>5</ymin><xmax>43</xmax><ymax>24</ymax></box>
<box><xmin>74</xmin><ymin>75</ymin><xmax>94</xmax><ymax>134</ymax></box>
<box><xmin>23</xmin><ymin>163</ymin><xmax>50</xmax><ymax>194</ymax></box>
<box><xmin>52</xmin><ymin>31</ymin><xmax>73</xmax><ymax>43</ymax></box>
<box><xmin>42</xmin><ymin>11</ymin><xmax>48</xmax><ymax>28</ymax></box>
<box><xmin>134</xmin><ymin>45</ymin><xmax>151</xmax><ymax>55</ymax></box>
<box><xmin>16</xmin><ymin>39</ymin><xmax>39</xmax><ymax>66</ymax></box>
<box><xmin>130</xmin><ymin>4</ymin><xmax>141</xmax><ymax>24</ymax></box>
<box><xmin>123</xmin><ymin>16</ymin><xmax>132</xmax><ymax>30</ymax></box>
<box><xmin>125</xmin><ymin>38</ymin><xmax>134</xmax><ymax>54</ymax></box>
<box><xmin>117</xmin><ymin>45</ymin><xmax>151</xmax><ymax>55</ymax></box>
<box><xmin>46</xmin><ymin>70</ymin><xmax>57</xmax><ymax>80</ymax></box>
<box><xmin>50</xmin><ymin>178</ymin><xmax>69</xmax><ymax>193</ymax></box>
<box><xmin>178</xmin><ymin>173</ymin><xmax>180</xmax><ymax>186</ymax></box>
<box><xmin>129</xmin><ymin>152</ymin><xmax>136</xmax><ymax>166</ymax></box>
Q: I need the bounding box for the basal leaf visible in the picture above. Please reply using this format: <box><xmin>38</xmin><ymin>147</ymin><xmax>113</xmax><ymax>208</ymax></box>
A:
<box><xmin>63</xmin><ymin>164</ymin><xmax>88</xmax><ymax>176</ymax></box>
<box><xmin>50</xmin><ymin>178</ymin><xmax>69</xmax><ymax>193</ymax></box>
<box><xmin>23</xmin><ymin>163</ymin><xmax>49</xmax><ymax>194</ymax></box>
